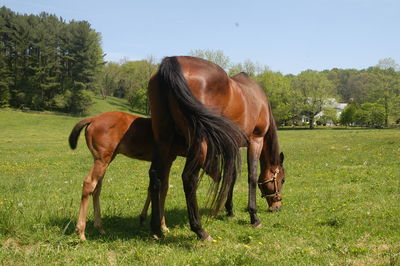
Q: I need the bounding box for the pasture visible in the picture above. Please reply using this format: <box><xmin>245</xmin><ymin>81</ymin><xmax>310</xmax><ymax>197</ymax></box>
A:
<box><xmin>0</xmin><ymin>109</ymin><xmax>399</xmax><ymax>265</ymax></box>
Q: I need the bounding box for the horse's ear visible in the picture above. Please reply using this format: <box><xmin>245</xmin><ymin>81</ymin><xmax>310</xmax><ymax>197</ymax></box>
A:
<box><xmin>280</xmin><ymin>152</ymin><xmax>284</xmax><ymax>165</ymax></box>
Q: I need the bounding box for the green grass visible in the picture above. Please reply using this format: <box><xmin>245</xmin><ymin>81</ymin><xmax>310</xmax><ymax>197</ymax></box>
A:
<box><xmin>0</xmin><ymin>109</ymin><xmax>399</xmax><ymax>265</ymax></box>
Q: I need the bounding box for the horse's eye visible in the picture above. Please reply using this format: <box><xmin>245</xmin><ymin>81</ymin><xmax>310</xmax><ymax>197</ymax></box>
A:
<box><xmin>282</xmin><ymin>177</ymin><xmax>285</xmax><ymax>184</ymax></box>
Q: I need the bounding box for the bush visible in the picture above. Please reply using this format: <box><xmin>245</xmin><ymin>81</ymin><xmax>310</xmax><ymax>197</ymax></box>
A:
<box><xmin>319</xmin><ymin>108</ymin><xmax>338</xmax><ymax>126</ymax></box>
<box><xmin>340</xmin><ymin>104</ymin><xmax>357</xmax><ymax>126</ymax></box>
<box><xmin>68</xmin><ymin>90</ymin><xmax>94</xmax><ymax>115</ymax></box>
<box><xmin>127</xmin><ymin>87</ymin><xmax>148</xmax><ymax>115</ymax></box>
<box><xmin>0</xmin><ymin>83</ymin><xmax>10</xmax><ymax>107</ymax></box>
<box><xmin>340</xmin><ymin>103</ymin><xmax>385</xmax><ymax>127</ymax></box>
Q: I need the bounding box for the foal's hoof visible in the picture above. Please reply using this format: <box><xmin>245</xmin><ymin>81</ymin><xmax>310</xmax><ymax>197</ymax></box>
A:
<box><xmin>76</xmin><ymin>228</ymin><xmax>86</xmax><ymax>241</ymax></box>
<box><xmin>161</xmin><ymin>225</ymin><xmax>170</xmax><ymax>233</ymax></box>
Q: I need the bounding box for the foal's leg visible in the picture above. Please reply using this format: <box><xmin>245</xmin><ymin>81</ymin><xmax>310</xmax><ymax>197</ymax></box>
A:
<box><xmin>93</xmin><ymin>178</ymin><xmax>105</xmax><ymax>234</ymax></box>
<box><xmin>76</xmin><ymin>159</ymin><xmax>107</xmax><ymax>240</ymax></box>
<box><xmin>139</xmin><ymin>187</ymin><xmax>151</xmax><ymax>225</ymax></box>
<box><xmin>182</xmin><ymin>157</ymin><xmax>212</xmax><ymax>241</ymax></box>
<box><xmin>159</xmin><ymin>160</ymin><xmax>172</xmax><ymax>232</ymax></box>
<box><xmin>247</xmin><ymin>137</ymin><xmax>264</xmax><ymax>227</ymax></box>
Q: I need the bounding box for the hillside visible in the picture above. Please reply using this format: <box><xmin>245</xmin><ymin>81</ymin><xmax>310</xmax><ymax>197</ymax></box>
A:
<box><xmin>87</xmin><ymin>96</ymin><xmax>136</xmax><ymax>116</ymax></box>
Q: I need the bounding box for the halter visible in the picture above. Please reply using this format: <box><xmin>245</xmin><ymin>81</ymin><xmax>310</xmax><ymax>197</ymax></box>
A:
<box><xmin>258</xmin><ymin>168</ymin><xmax>281</xmax><ymax>201</ymax></box>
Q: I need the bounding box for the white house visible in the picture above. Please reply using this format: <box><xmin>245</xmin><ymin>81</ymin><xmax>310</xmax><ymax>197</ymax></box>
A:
<box><xmin>302</xmin><ymin>98</ymin><xmax>348</xmax><ymax>125</ymax></box>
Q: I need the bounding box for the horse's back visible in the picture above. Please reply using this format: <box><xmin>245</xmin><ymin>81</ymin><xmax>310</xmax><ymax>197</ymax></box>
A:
<box><xmin>177</xmin><ymin>56</ymin><xmax>232</xmax><ymax>106</ymax></box>
<box><xmin>230</xmin><ymin>72</ymin><xmax>267</xmax><ymax>105</ymax></box>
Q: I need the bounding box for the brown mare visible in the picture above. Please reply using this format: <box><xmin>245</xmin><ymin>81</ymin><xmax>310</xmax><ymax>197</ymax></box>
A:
<box><xmin>148</xmin><ymin>56</ymin><xmax>285</xmax><ymax>241</ymax></box>
<box><xmin>69</xmin><ymin>111</ymin><xmax>219</xmax><ymax>240</ymax></box>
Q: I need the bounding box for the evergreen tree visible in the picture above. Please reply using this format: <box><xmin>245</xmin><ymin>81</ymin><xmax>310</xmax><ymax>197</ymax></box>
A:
<box><xmin>0</xmin><ymin>6</ymin><xmax>104</xmax><ymax>113</ymax></box>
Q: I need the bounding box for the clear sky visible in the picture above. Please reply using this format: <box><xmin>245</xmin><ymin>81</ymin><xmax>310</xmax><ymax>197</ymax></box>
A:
<box><xmin>3</xmin><ymin>0</ymin><xmax>399</xmax><ymax>74</ymax></box>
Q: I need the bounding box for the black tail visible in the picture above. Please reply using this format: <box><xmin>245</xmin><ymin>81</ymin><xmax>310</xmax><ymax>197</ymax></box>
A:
<box><xmin>158</xmin><ymin>56</ymin><xmax>247</xmax><ymax>214</ymax></box>
<box><xmin>68</xmin><ymin>118</ymin><xmax>92</xmax><ymax>149</ymax></box>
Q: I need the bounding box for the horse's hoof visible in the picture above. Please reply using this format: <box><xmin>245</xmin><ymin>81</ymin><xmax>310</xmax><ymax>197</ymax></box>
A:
<box><xmin>152</xmin><ymin>233</ymin><xmax>164</xmax><ymax>240</ymax></box>
<box><xmin>252</xmin><ymin>222</ymin><xmax>262</xmax><ymax>228</ymax></box>
<box><xmin>94</xmin><ymin>225</ymin><xmax>106</xmax><ymax>235</ymax></box>
<box><xmin>201</xmin><ymin>234</ymin><xmax>213</xmax><ymax>242</ymax></box>
<box><xmin>139</xmin><ymin>215</ymin><xmax>146</xmax><ymax>225</ymax></box>
<box><xmin>152</xmin><ymin>230</ymin><xmax>164</xmax><ymax>240</ymax></box>
<box><xmin>226</xmin><ymin>213</ymin><xmax>235</xmax><ymax>218</ymax></box>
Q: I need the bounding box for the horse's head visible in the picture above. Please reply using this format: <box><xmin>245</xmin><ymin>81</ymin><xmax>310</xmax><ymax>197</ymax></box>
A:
<box><xmin>258</xmin><ymin>152</ymin><xmax>285</xmax><ymax>212</ymax></box>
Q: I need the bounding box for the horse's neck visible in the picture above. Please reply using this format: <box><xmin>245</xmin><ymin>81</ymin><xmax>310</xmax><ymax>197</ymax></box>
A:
<box><xmin>265</xmin><ymin>120</ymin><xmax>280</xmax><ymax>166</ymax></box>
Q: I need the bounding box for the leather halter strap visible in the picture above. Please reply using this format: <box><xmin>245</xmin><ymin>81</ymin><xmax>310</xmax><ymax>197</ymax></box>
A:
<box><xmin>258</xmin><ymin>168</ymin><xmax>280</xmax><ymax>199</ymax></box>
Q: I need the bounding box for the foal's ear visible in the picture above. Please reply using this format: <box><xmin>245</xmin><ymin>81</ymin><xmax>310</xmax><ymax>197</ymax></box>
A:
<box><xmin>279</xmin><ymin>152</ymin><xmax>284</xmax><ymax>165</ymax></box>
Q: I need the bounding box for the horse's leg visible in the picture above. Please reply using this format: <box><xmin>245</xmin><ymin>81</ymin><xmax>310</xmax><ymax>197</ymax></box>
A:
<box><xmin>141</xmin><ymin>160</ymin><xmax>170</xmax><ymax>233</ymax></box>
<box><xmin>225</xmin><ymin>165</ymin><xmax>237</xmax><ymax>217</ymax></box>
<box><xmin>76</xmin><ymin>159</ymin><xmax>107</xmax><ymax>240</ymax></box>
<box><xmin>225</xmin><ymin>152</ymin><xmax>242</xmax><ymax>217</ymax></box>
<box><xmin>247</xmin><ymin>137</ymin><xmax>264</xmax><ymax>227</ymax></box>
<box><xmin>149</xmin><ymin>143</ymin><xmax>172</xmax><ymax>239</ymax></box>
<box><xmin>182</xmin><ymin>156</ymin><xmax>211</xmax><ymax>241</ymax></box>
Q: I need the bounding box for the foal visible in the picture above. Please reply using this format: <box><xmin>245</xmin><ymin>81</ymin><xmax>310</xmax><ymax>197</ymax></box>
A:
<box><xmin>69</xmin><ymin>111</ymin><xmax>174</xmax><ymax>240</ymax></box>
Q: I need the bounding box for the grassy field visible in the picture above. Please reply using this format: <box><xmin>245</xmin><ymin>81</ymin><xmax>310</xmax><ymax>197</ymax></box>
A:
<box><xmin>0</xmin><ymin>109</ymin><xmax>399</xmax><ymax>265</ymax></box>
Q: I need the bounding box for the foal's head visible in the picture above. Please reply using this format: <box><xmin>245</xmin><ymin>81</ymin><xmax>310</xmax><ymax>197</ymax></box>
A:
<box><xmin>258</xmin><ymin>152</ymin><xmax>285</xmax><ymax>212</ymax></box>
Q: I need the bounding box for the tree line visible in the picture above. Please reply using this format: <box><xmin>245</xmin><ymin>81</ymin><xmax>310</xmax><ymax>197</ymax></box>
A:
<box><xmin>1</xmin><ymin>7</ymin><xmax>399</xmax><ymax>127</ymax></box>
<box><xmin>257</xmin><ymin>61</ymin><xmax>400</xmax><ymax>128</ymax></box>
<box><xmin>186</xmin><ymin>50</ymin><xmax>400</xmax><ymax>128</ymax></box>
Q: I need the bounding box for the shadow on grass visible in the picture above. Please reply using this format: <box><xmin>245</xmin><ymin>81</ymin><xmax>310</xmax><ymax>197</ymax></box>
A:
<box><xmin>104</xmin><ymin>97</ymin><xmax>131</xmax><ymax>110</ymax></box>
<box><xmin>278</xmin><ymin>126</ymin><xmax>396</xmax><ymax>131</ymax></box>
<box><xmin>102</xmin><ymin>97</ymin><xmax>149</xmax><ymax>116</ymax></box>
<box><xmin>48</xmin><ymin>207</ymin><xmax>212</xmax><ymax>245</ymax></box>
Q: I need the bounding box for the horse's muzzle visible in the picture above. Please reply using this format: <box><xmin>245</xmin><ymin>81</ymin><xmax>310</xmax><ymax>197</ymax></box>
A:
<box><xmin>267</xmin><ymin>202</ymin><xmax>282</xmax><ymax>212</ymax></box>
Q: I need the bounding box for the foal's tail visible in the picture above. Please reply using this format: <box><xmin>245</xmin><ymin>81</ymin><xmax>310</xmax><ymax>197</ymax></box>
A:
<box><xmin>158</xmin><ymin>56</ymin><xmax>246</xmax><ymax>214</ymax></box>
<box><xmin>68</xmin><ymin>118</ymin><xmax>92</xmax><ymax>149</ymax></box>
